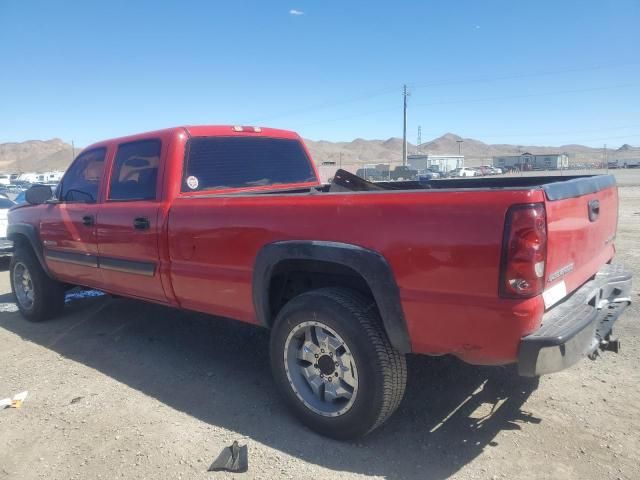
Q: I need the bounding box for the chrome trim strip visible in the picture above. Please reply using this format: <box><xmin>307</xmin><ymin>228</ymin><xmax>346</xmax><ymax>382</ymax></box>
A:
<box><xmin>45</xmin><ymin>250</ymin><xmax>98</xmax><ymax>268</ymax></box>
<box><xmin>45</xmin><ymin>249</ymin><xmax>155</xmax><ymax>276</ymax></box>
<box><xmin>99</xmin><ymin>257</ymin><xmax>156</xmax><ymax>277</ymax></box>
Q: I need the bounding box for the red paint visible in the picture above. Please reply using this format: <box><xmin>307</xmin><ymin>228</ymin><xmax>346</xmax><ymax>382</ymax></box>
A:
<box><xmin>9</xmin><ymin>125</ymin><xmax>619</xmax><ymax>366</ymax></box>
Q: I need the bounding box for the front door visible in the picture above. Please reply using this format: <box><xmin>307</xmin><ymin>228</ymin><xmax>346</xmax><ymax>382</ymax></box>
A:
<box><xmin>40</xmin><ymin>148</ymin><xmax>106</xmax><ymax>288</ymax></box>
<box><xmin>96</xmin><ymin>139</ymin><xmax>167</xmax><ymax>302</ymax></box>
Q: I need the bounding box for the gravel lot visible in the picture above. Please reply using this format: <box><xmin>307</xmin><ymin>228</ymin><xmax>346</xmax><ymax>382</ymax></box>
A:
<box><xmin>0</xmin><ymin>170</ymin><xmax>638</xmax><ymax>480</ymax></box>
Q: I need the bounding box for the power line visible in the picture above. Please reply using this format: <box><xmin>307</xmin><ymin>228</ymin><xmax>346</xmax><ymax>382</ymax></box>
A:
<box><xmin>411</xmin><ymin>83</ymin><xmax>640</xmax><ymax>108</ymax></box>
<box><xmin>427</xmin><ymin>133</ymin><xmax>640</xmax><ymax>147</ymax></box>
<box><xmin>296</xmin><ymin>105</ymin><xmax>401</xmax><ymax>127</ymax></box>
<box><xmin>250</xmin><ymin>85</ymin><xmax>399</xmax><ymax>123</ymax></box>
<box><xmin>251</xmin><ymin>62</ymin><xmax>640</xmax><ymax>124</ymax></box>
<box><xmin>566</xmin><ymin>133</ymin><xmax>640</xmax><ymax>143</ymax></box>
<box><xmin>296</xmin><ymin>82</ymin><xmax>639</xmax><ymax>128</ymax></box>
<box><xmin>408</xmin><ymin>62</ymin><xmax>640</xmax><ymax>90</ymax></box>
<box><xmin>419</xmin><ymin>124</ymin><xmax>640</xmax><ymax>140</ymax></box>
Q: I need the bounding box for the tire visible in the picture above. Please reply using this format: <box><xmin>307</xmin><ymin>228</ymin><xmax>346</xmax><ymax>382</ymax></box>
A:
<box><xmin>10</xmin><ymin>245</ymin><xmax>65</xmax><ymax>322</ymax></box>
<box><xmin>270</xmin><ymin>287</ymin><xmax>407</xmax><ymax>439</ymax></box>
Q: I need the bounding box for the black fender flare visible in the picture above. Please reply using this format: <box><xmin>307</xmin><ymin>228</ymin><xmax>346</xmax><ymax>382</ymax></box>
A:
<box><xmin>7</xmin><ymin>223</ymin><xmax>52</xmax><ymax>276</ymax></box>
<box><xmin>253</xmin><ymin>240</ymin><xmax>411</xmax><ymax>353</ymax></box>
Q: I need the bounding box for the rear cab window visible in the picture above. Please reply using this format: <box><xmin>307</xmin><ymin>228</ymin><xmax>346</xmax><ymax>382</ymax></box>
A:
<box><xmin>109</xmin><ymin>139</ymin><xmax>161</xmax><ymax>201</ymax></box>
<box><xmin>182</xmin><ymin>137</ymin><xmax>317</xmax><ymax>193</ymax></box>
<box><xmin>59</xmin><ymin>148</ymin><xmax>106</xmax><ymax>203</ymax></box>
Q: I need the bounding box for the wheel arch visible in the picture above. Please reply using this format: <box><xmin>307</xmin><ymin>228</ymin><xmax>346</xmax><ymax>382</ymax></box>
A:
<box><xmin>7</xmin><ymin>223</ymin><xmax>52</xmax><ymax>277</ymax></box>
<box><xmin>253</xmin><ymin>240</ymin><xmax>411</xmax><ymax>353</ymax></box>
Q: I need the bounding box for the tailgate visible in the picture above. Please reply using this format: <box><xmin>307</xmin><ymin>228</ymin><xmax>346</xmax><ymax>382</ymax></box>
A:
<box><xmin>542</xmin><ymin>175</ymin><xmax>618</xmax><ymax>308</ymax></box>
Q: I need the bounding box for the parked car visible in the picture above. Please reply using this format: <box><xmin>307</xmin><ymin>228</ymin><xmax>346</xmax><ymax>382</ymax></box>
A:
<box><xmin>474</xmin><ymin>166</ymin><xmax>493</xmax><ymax>176</ymax></box>
<box><xmin>390</xmin><ymin>165</ymin><xmax>418</xmax><ymax>180</ymax></box>
<box><xmin>13</xmin><ymin>190</ymin><xmax>26</xmax><ymax>205</ymax></box>
<box><xmin>7</xmin><ymin>125</ymin><xmax>632</xmax><ymax>439</ymax></box>
<box><xmin>480</xmin><ymin>165</ymin><xmax>502</xmax><ymax>175</ymax></box>
<box><xmin>0</xmin><ymin>196</ymin><xmax>16</xmax><ymax>254</ymax></box>
<box><xmin>449</xmin><ymin>167</ymin><xmax>477</xmax><ymax>177</ymax></box>
<box><xmin>417</xmin><ymin>169</ymin><xmax>441</xmax><ymax>181</ymax></box>
<box><xmin>355</xmin><ymin>166</ymin><xmax>389</xmax><ymax>182</ymax></box>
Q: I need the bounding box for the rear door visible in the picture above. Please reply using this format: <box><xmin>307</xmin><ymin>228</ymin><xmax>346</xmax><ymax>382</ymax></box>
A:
<box><xmin>40</xmin><ymin>148</ymin><xmax>106</xmax><ymax>287</ymax></box>
<box><xmin>96</xmin><ymin>139</ymin><xmax>167</xmax><ymax>302</ymax></box>
<box><xmin>543</xmin><ymin>176</ymin><xmax>619</xmax><ymax>305</ymax></box>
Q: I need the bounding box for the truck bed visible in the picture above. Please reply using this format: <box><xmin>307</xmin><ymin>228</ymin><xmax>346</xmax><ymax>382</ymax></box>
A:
<box><xmin>390</xmin><ymin>173</ymin><xmax>614</xmax><ymax>198</ymax></box>
<box><xmin>168</xmin><ymin>170</ymin><xmax>618</xmax><ymax>365</ymax></box>
<box><xmin>259</xmin><ymin>171</ymin><xmax>614</xmax><ymax>198</ymax></box>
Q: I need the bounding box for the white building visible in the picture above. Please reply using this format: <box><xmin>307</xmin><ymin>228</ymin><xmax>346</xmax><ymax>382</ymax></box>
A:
<box><xmin>493</xmin><ymin>153</ymin><xmax>569</xmax><ymax>171</ymax></box>
<box><xmin>407</xmin><ymin>154</ymin><xmax>464</xmax><ymax>174</ymax></box>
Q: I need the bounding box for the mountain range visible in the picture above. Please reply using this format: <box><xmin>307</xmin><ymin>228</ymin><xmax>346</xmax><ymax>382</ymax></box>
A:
<box><xmin>305</xmin><ymin>133</ymin><xmax>639</xmax><ymax>168</ymax></box>
<box><xmin>1</xmin><ymin>134</ymin><xmax>638</xmax><ymax>174</ymax></box>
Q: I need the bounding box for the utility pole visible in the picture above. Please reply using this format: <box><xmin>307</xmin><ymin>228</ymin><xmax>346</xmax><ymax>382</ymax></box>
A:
<box><xmin>402</xmin><ymin>84</ymin><xmax>409</xmax><ymax>166</ymax></box>
<box><xmin>456</xmin><ymin>139</ymin><xmax>464</xmax><ymax>156</ymax></box>
<box><xmin>71</xmin><ymin>140</ymin><xmax>75</xmax><ymax>161</ymax></box>
<box><xmin>416</xmin><ymin>126</ymin><xmax>422</xmax><ymax>154</ymax></box>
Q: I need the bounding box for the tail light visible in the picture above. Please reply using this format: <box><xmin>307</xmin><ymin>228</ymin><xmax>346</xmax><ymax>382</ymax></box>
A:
<box><xmin>499</xmin><ymin>203</ymin><xmax>547</xmax><ymax>298</ymax></box>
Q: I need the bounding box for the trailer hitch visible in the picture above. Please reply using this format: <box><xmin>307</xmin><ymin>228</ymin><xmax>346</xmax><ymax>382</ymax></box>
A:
<box><xmin>600</xmin><ymin>337</ymin><xmax>621</xmax><ymax>354</ymax></box>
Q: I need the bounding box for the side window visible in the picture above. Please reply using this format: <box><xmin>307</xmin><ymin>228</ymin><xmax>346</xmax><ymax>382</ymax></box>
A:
<box><xmin>60</xmin><ymin>148</ymin><xmax>106</xmax><ymax>203</ymax></box>
<box><xmin>109</xmin><ymin>140</ymin><xmax>161</xmax><ymax>201</ymax></box>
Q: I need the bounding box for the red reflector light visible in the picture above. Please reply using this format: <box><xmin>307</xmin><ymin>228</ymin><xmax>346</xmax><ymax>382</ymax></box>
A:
<box><xmin>499</xmin><ymin>203</ymin><xmax>547</xmax><ymax>298</ymax></box>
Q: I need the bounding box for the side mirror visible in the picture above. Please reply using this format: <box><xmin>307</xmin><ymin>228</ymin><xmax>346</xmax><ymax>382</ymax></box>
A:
<box><xmin>25</xmin><ymin>185</ymin><xmax>53</xmax><ymax>205</ymax></box>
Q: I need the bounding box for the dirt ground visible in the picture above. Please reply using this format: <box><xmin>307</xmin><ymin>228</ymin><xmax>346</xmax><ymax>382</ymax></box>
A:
<box><xmin>0</xmin><ymin>170</ymin><xmax>638</xmax><ymax>480</ymax></box>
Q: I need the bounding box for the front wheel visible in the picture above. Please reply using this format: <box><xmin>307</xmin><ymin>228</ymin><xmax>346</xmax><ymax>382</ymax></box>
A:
<box><xmin>10</xmin><ymin>246</ymin><xmax>65</xmax><ymax>321</ymax></box>
<box><xmin>270</xmin><ymin>287</ymin><xmax>407</xmax><ymax>439</ymax></box>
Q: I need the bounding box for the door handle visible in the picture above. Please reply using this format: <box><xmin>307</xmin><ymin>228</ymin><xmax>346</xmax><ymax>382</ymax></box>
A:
<box><xmin>588</xmin><ymin>199</ymin><xmax>600</xmax><ymax>222</ymax></box>
<box><xmin>133</xmin><ymin>217</ymin><xmax>150</xmax><ymax>230</ymax></box>
<box><xmin>82</xmin><ymin>215</ymin><xmax>94</xmax><ymax>226</ymax></box>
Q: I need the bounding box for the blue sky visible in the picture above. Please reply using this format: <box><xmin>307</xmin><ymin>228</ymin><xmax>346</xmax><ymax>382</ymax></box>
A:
<box><xmin>1</xmin><ymin>0</ymin><xmax>639</xmax><ymax>147</ymax></box>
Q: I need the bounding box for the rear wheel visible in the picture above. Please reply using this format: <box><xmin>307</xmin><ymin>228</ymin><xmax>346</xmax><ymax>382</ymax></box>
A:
<box><xmin>10</xmin><ymin>246</ymin><xmax>65</xmax><ymax>321</ymax></box>
<box><xmin>270</xmin><ymin>287</ymin><xmax>407</xmax><ymax>439</ymax></box>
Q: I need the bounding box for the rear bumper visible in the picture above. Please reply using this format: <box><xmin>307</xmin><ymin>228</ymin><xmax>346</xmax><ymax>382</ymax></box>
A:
<box><xmin>518</xmin><ymin>264</ymin><xmax>632</xmax><ymax>377</ymax></box>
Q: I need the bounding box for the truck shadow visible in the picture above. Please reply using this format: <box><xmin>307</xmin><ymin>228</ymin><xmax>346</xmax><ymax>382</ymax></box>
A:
<box><xmin>0</xmin><ymin>293</ymin><xmax>540</xmax><ymax>479</ymax></box>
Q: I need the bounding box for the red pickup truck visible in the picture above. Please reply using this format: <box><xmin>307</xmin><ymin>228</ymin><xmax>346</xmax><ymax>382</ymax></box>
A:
<box><xmin>7</xmin><ymin>126</ymin><xmax>632</xmax><ymax>439</ymax></box>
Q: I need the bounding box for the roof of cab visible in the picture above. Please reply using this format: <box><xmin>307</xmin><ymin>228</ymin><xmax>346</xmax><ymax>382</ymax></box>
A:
<box><xmin>82</xmin><ymin>125</ymin><xmax>300</xmax><ymax>151</ymax></box>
